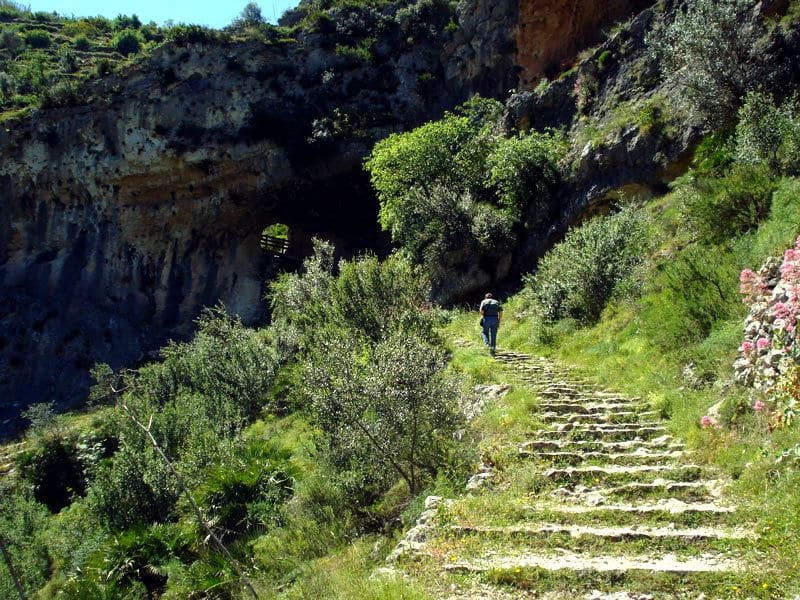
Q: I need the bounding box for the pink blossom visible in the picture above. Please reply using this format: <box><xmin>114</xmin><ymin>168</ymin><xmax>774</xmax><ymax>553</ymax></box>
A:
<box><xmin>772</xmin><ymin>302</ymin><xmax>791</xmax><ymax>320</ymax></box>
<box><xmin>740</xmin><ymin>269</ymin><xmax>757</xmax><ymax>283</ymax></box>
<box><xmin>700</xmin><ymin>415</ymin><xmax>718</xmax><ymax>429</ymax></box>
<box><xmin>753</xmin><ymin>400</ymin><xmax>766</xmax><ymax>412</ymax></box>
<box><xmin>740</xmin><ymin>341</ymin><xmax>755</xmax><ymax>354</ymax></box>
<box><xmin>756</xmin><ymin>337</ymin><xmax>770</xmax><ymax>351</ymax></box>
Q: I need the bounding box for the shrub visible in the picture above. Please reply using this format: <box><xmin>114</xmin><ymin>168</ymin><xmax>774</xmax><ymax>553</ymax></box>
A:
<box><xmin>677</xmin><ymin>164</ymin><xmax>776</xmax><ymax>244</ymax></box>
<box><xmin>39</xmin><ymin>78</ymin><xmax>80</xmax><ymax>108</ymax></box>
<box><xmin>165</xmin><ymin>24</ymin><xmax>216</xmax><ymax>45</ymax></box>
<box><xmin>647</xmin><ymin>0</ymin><xmax>765</xmax><ymax>127</ymax></box>
<box><xmin>0</xmin><ymin>485</ymin><xmax>50</xmax><ymax>600</ymax></box>
<box><xmin>112</xmin><ymin>28</ymin><xmax>143</xmax><ymax>56</ymax></box>
<box><xmin>112</xmin><ymin>13</ymin><xmax>141</xmax><ymax>30</ymax></box>
<box><xmin>0</xmin><ymin>0</ymin><xmax>26</xmax><ymax>20</ymax></box>
<box><xmin>735</xmin><ymin>91</ymin><xmax>800</xmax><ymax>175</ymax></box>
<box><xmin>305</xmin><ymin>329</ymin><xmax>462</xmax><ymax>499</ymax></box>
<box><xmin>0</xmin><ymin>71</ymin><xmax>14</xmax><ymax>101</ymax></box>
<box><xmin>73</xmin><ymin>34</ymin><xmax>91</xmax><ymax>51</ymax></box>
<box><xmin>0</xmin><ymin>28</ymin><xmax>21</xmax><ymax>53</ymax></box>
<box><xmin>230</xmin><ymin>2</ymin><xmax>265</xmax><ymax>29</ymax></box>
<box><xmin>23</xmin><ymin>29</ymin><xmax>51</xmax><ymax>49</ymax></box>
<box><xmin>526</xmin><ymin>205</ymin><xmax>653</xmax><ymax>324</ymax></box>
<box><xmin>648</xmin><ymin>244</ymin><xmax>741</xmax><ymax>345</ymax></box>
<box><xmin>269</xmin><ymin>241</ymin><xmax>438</xmax><ymax>353</ymax></box>
<box><xmin>335</xmin><ymin>40</ymin><xmax>373</xmax><ymax>63</ymax></box>
<box><xmin>96</xmin><ymin>57</ymin><xmax>112</xmax><ymax>77</ymax></box>
<box><xmin>59</xmin><ymin>49</ymin><xmax>78</xmax><ymax>73</ymax></box>
<box><xmin>486</xmin><ymin>130</ymin><xmax>567</xmax><ymax>220</ymax></box>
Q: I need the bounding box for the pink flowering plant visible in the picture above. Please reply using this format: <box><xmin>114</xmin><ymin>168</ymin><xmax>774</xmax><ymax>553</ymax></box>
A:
<box><xmin>735</xmin><ymin>236</ymin><xmax>800</xmax><ymax>429</ymax></box>
<box><xmin>734</xmin><ymin>236</ymin><xmax>800</xmax><ymax>392</ymax></box>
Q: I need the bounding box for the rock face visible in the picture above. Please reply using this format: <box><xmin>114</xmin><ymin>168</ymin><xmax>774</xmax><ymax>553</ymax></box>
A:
<box><xmin>0</xmin><ymin>27</ymin><xmax>461</xmax><ymax>431</ymax></box>
<box><xmin>515</xmin><ymin>0</ymin><xmax>653</xmax><ymax>86</ymax></box>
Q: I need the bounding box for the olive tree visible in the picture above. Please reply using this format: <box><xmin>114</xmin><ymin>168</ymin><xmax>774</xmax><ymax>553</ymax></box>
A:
<box><xmin>648</xmin><ymin>0</ymin><xmax>766</xmax><ymax>127</ymax></box>
<box><xmin>305</xmin><ymin>330</ymin><xmax>462</xmax><ymax>499</ymax></box>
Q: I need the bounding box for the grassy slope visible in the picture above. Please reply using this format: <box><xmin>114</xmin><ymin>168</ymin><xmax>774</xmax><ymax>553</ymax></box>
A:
<box><xmin>443</xmin><ymin>178</ymin><xmax>800</xmax><ymax>596</ymax></box>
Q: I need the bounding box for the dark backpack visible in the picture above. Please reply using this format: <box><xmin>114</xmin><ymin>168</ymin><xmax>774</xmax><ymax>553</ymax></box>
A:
<box><xmin>482</xmin><ymin>299</ymin><xmax>501</xmax><ymax>317</ymax></box>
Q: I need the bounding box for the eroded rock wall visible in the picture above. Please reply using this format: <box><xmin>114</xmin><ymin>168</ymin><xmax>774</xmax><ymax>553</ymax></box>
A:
<box><xmin>515</xmin><ymin>0</ymin><xmax>654</xmax><ymax>87</ymax></box>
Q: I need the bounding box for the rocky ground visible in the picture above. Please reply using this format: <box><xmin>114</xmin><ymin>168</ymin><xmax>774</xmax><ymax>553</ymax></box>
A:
<box><xmin>388</xmin><ymin>351</ymin><xmax>763</xmax><ymax>599</ymax></box>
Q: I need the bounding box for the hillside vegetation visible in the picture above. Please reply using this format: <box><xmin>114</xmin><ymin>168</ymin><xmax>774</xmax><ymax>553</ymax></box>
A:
<box><xmin>2</xmin><ymin>0</ymin><xmax>800</xmax><ymax>598</ymax></box>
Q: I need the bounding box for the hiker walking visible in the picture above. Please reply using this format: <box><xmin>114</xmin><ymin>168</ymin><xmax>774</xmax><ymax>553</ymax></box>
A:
<box><xmin>479</xmin><ymin>293</ymin><xmax>503</xmax><ymax>356</ymax></box>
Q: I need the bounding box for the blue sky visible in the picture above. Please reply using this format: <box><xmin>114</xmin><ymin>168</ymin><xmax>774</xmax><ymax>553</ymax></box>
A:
<box><xmin>28</xmin><ymin>0</ymin><xmax>301</xmax><ymax>28</ymax></box>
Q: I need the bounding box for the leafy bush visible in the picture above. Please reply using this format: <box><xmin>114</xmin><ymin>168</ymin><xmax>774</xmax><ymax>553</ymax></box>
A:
<box><xmin>39</xmin><ymin>79</ymin><xmax>81</xmax><ymax>109</ymax></box>
<box><xmin>72</xmin><ymin>34</ymin><xmax>91</xmax><ymax>50</ymax></box>
<box><xmin>0</xmin><ymin>0</ymin><xmax>27</xmax><ymax>20</ymax></box>
<box><xmin>23</xmin><ymin>29</ymin><xmax>50</xmax><ymax>49</ymax></box>
<box><xmin>735</xmin><ymin>91</ymin><xmax>800</xmax><ymax>175</ymax></box>
<box><xmin>526</xmin><ymin>205</ymin><xmax>653</xmax><ymax>324</ymax></box>
<box><xmin>648</xmin><ymin>0</ymin><xmax>765</xmax><ymax>127</ymax></box>
<box><xmin>0</xmin><ymin>28</ymin><xmax>21</xmax><ymax>53</ymax></box>
<box><xmin>96</xmin><ymin>57</ymin><xmax>112</xmax><ymax>77</ymax></box>
<box><xmin>165</xmin><ymin>24</ymin><xmax>218</xmax><ymax>45</ymax></box>
<box><xmin>112</xmin><ymin>28</ymin><xmax>143</xmax><ymax>56</ymax></box>
<box><xmin>486</xmin><ymin>131</ymin><xmax>567</xmax><ymax>221</ymax></box>
<box><xmin>0</xmin><ymin>485</ymin><xmax>50</xmax><ymax>600</ymax></box>
<box><xmin>366</xmin><ymin>97</ymin><xmax>565</xmax><ymax>283</ymax></box>
<box><xmin>305</xmin><ymin>329</ymin><xmax>461</xmax><ymax>499</ymax></box>
<box><xmin>335</xmin><ymin>41</ymin><xmax>372</xmax><ymax>63</ymax></box>
<box><xmin>112</xmin><ymin>13</ymin><xmax>141</xmax><ymax>30</ymax></box>
<box><xmin>271</xmin><ymin>240</ymin><xmax>437</xmax><ymax>347</ymax></box>
<box><xmin>677</xmin><ymin>164</ymin><xmax>776</xmax><ymax>244</ymax></box>
<box><xmin>230</xmin><ymin>2</ymin><xmax>265</xmax><ymax>29</ymax></box>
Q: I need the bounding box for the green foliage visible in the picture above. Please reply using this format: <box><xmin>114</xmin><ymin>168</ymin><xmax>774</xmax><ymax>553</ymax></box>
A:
<box><xmin>23</xmin><ymin>29</ymin><xmax>50</xmax><ymax>48</ymax></box>
<box><xmin>305</xmin><ymin>329</ymin><xmax>462</xmax><ymax>498</ymax></box>
<box><xmin>0</xmin><ymin>484</ymin><xmax>50</xmax><ymax>600</ymax></box>
<box><xmin>335</xmin><ymin>41</ymin><xmax>373</xmax><ymax>63</ymax></box>
<box><xmin>191</xmin><ymin>439</ymin><xmax>296</xmax><ymax>539</ymax></box>
<box><xmin>648</xmin><ymin>0</ymin><xmax>765</xmax><ymax>127</ymax></box>
<box><xmin>112</xmin><ymin>28</ymin><xmax>143</xmax><ymax>56</ymax></box>
<box><xmin>596</xmin><ymin>49</ymin><xmax>612</xmax><ymax>69</ymax></box>
<box><xmin>366</xmin><ymin>96</ymin><xmax>564</xmax><ymax>282</ymax></box>
<box><xmin>526</xmin><ymin>205</ymin><xmax>653</xmax><ymax>324</ymax></box>
<box><xmin>270</xmin><ymin>240</ymin><xmax>437</xmax><ymax>352</ymax></box>
<box><xmin>88</xmin><ymin>307</ymin><xmax>279</xmax><ymax>530</ymax></box>
<box><xmin>165</xmin><ymin>24</ymin><xmax>218</xmax><ymax>45</ymax></box>
<box><xmin>112</xmin><ymin>13</ymin><xmax>141</xmax><ymax>30</ymax></box>
<box><xmin>270</xmin><ymin>241</ymin><xmax>462</xmax><ymax>502</ymax></box>
<box><xmin>72</xmin><ymin>34</ymin><xmax>92</xmax><ymax>52</ymax></box>
<box><xmin>645</xmin><ymin>244</ymin><xmax>741</xmax><ymax>345</ymax></box>
<box><xmin>486</xmin><ymin>131</ymin><xmax>567</xmax><ymax>220</ymax></box>
<box><xmin>677</xmin><ymin>164</ymin><xmax>777</xmax><ymax>244</ymax></box>
<box><xmin>231</xmin><ymin>2</ymin><xmax>265</xmax><ymax>29</ymax></box>
<box><xmin>735</xmin><ymin>91</ymin><xmax>800</xmax><ymax>174</ymax></box>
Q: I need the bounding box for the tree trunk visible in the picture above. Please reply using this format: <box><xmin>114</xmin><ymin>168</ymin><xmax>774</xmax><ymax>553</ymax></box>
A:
<box><xmin>0</xmin><ymin>534</ymin><xmax>26</xmax><ymax>600</ymax></box>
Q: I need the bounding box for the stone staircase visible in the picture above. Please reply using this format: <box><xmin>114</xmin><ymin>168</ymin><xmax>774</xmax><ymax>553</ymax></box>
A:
<box><xmin>393</xmin><ymin>351</ymin><xmax>761</xmax><ymax>599</ymax></box>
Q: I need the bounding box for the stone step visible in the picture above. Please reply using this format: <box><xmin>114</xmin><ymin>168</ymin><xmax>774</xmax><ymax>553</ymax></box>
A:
<box><xmin>544</xmin><ymin>465</ymin><xmax>702</xmax><ymax>485</ymax></box>
<box><xmin>546</xmin><ymin>422</ymin><xmax>667</xmax><ymax>433</ymax></box>
<box><xmin>443</xmin><ymin>551</ymin><xmax>742</xmax><ymax>575</ymax></box>
<box><xmin>450</xmin><ymin>523</ymin><xmax>752</xmax><ymax>542</ymax></box>
<box><xmin>540</xmin><ymin>411</ymin><xmax>660</xmax><ymax>425</ymax></box>
<box><xmin>536</xmin><ymin>402</ymin><xmax>647</xmax><ymax>415</ymax></box>
<box><xmin>553</xmin><ymin>480</ymin><xmax>724</xmax><ymax>503</ymax></box>
<box><xmin>537</xmin><ymin>426</ymin><xmax>668</xmax><ymax>442</ymax></box>
<box><xmin>518</xmin><ymin>501</ymin><xmax>737</xmax><ymax>527</ymax></box>
<box><xmin>521</xmin><ymin>438</ymin><xmax>683</xmax><ymax>453</ymax></box>
<box><xmin>522</xmin><ymin>450</ymin><xmax>686</xmax><ymax>466</ymax></box>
